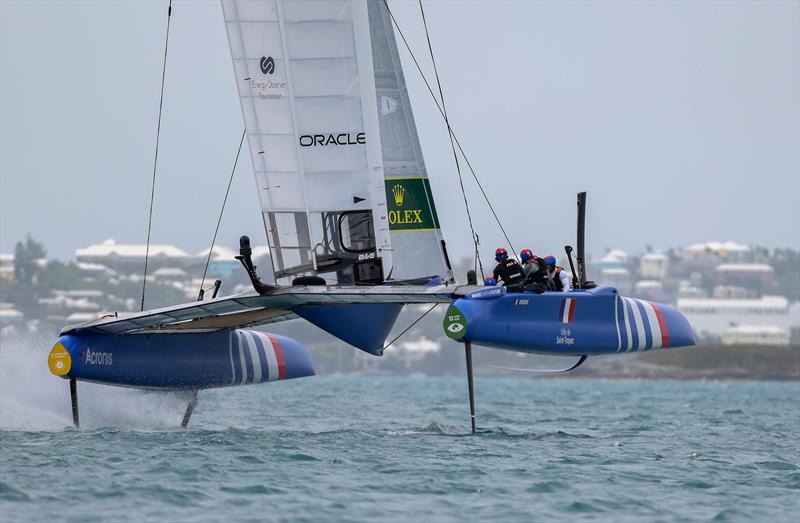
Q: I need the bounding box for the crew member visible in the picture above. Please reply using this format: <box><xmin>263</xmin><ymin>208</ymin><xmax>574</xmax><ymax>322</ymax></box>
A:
<box><xmin>543</xmin><ymin>255</ymin><xmax>571</xmax><ymax>292</ymax></box>
<box><xmin>520</xmin><ymin>249</ymin><xmax>547</xmax><ymax>293</ymax></box>
<box><xmin>492</xmin><ymin>248</ymin><xmax>524</xmax><ymax>291</ymax></box>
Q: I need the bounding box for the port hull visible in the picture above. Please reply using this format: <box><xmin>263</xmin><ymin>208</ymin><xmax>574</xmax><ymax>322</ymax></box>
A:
<box><xmin>48</xmin><ymin>329</ymin><xmax>315</xmax><ymax>390</ymax></box>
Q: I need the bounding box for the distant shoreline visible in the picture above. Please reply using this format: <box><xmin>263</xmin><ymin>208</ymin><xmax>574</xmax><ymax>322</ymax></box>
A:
<box><xmin>546</xmin><ymin>344</ymin><xmax>800</xmax><ymax>381</ymax></box>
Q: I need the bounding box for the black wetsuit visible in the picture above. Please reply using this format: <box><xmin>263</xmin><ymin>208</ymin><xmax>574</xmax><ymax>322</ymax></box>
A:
<box><xmin>493</xmin><ymin>259</ymin><xmax>525</xmax><ymax>290</ymax></box>
<box><xmin>523</xmin><ymin>259</ymin><xmax>548</xmax><ymax>293</ymax></box>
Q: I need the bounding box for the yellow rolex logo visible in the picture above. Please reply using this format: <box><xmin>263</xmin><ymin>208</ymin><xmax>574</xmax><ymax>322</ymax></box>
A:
<box><xmin>392</xmin><ymin>184</ymin><xmax>405</xmax><ymax>206</ymax></box>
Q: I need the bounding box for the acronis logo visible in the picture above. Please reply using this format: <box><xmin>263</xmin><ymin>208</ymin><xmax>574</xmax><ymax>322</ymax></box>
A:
<box><xmin>84</xmin><ymin>347</ymin><xmax>112</xmax><ymax>366</ymax></box>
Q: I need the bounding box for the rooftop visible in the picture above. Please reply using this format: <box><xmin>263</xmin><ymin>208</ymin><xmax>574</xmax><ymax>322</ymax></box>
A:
<box><xmin>723</xmin><ymin>325</ymin><xmax>789</xmax><ymax>335</ymax></box>
<box><xmin>76</xmin><ymin>239</ymin><xmax>189</xmax><ymax>259</ymax></box>
<box><xmin>686</xmin><ymin>241</ymin><xmax>751</xmax><ymax>254</ymax></box>
<box><xmin>715</xmin><ymin>263</ymin><xmax>774</xmax><ymax>273</ymax></box>
<box><xmin>677</xmin><ymin>295</ymin><xmax>789</xmax><ymax>310</ymax></box>
<box><xmin>196</xmin><ymin>245</ymin><xmax>237</xmax><ymax>260</ymax></box>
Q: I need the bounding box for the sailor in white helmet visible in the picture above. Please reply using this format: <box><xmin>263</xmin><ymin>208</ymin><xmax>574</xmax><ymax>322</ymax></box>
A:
<box><xmin>543</xmin><ymin>255</ymin><xmax>571</xmax><ymax>292</ymax></box>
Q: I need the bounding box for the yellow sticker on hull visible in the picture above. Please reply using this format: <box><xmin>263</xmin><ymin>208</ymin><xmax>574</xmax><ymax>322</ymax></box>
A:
<box><xmin>48</xmin><ymin>342</ymin><xmax>72</xmax><ymax>376</ymax></box>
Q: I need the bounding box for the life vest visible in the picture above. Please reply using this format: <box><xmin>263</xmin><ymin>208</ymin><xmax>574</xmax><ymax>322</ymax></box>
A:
<box><xmin>493</xmin><ymin>259</ymin><xmax>524</xmax><ymax>286</ymax></box>
<box><xmin>547</xmin><ymin>267</ymin><xmax>565</xmax><ymax>291</ymax></box>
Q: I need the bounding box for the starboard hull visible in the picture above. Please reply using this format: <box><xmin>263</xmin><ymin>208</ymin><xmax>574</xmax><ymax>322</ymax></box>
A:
<box><xmin>443</xmin><ymin>286</ymin><xmax>695</xmax><ymax>356</ymax></box>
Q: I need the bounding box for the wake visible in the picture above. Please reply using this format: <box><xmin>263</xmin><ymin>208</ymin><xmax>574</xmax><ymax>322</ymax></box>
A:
<box><xmin>0</xmin><ymin>333</ymin><xmax>191</xmax><ymax>431</ymax></box>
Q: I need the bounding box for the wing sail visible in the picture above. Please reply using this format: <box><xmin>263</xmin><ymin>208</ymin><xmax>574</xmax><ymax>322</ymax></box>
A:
<box><xmin>222</xmin><ymin>0</ymin><xmax>391</xmax><ymax>284</ymax></box>
<box><xmin>221</xmin><ymin>0</ymin><xmax>452</xmax><ymax>285</ymax></box>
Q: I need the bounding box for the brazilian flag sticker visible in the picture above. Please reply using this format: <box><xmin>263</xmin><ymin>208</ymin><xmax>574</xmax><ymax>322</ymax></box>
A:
<box><xmin>443</xmin><ymin>305</ymin><xmax>467</xmax><ymax>340</ymax></box>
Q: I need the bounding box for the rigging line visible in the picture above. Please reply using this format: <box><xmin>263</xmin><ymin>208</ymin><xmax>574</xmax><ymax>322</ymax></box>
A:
<box><xmin>141</xmin><ymin>0</ymin><xmax>173</xmax><ymax>312</ymax></box>
<box><xmin>418</xmin><ymin>0</ymin><xmax>483</xmax><ymax>278</ymax></box>
<box><xmin>198</xmin><ymin>128</ymin><xmax>247</xmax><ymax>298</ymax></box>
<box><xmin>383</xmin><ymin>303</ymin><xmax>439</xmax><ymax>351</ymax></box>
<box><xmin>381</xmin><ymin>0</ymin><xmax>517</xmax><ymax>261</ymax></box>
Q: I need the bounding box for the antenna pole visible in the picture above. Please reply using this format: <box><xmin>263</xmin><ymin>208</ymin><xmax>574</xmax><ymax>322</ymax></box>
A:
<box><xmin>576</xmin><ymin>192</ymin><xmax>588</xmax><ymax>286</ymax></box>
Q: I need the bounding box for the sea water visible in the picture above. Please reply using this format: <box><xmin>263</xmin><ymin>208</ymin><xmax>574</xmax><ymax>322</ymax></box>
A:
<box><xmin>1</xmin><ymin>347</ymin><xmax>799</xmax><ymax>522</ymax></box>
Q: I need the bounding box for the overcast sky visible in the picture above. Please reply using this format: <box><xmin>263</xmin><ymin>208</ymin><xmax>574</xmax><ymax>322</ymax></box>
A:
<box><xmin>1</xmin><ymin>0</ymin><xmax>798</xmax><ymax>263</ymax></box>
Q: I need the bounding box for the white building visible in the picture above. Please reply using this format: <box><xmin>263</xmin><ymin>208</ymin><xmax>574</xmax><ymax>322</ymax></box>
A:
<box><xmin>593</xmin><ymin>249</ymin><xmax>628</xmax><ymax>271</ymax></box>
<box><xmin>684</xmin><ymin>241</ymin><xmax>751</xmax><ymax>260</ymax></box>
<box><xmin>712</xmin><ymin>285</ymin><xmax>750</xmax><ymax>299</ymax></box>
<box><xmin>677</xmin><ymin>295</ymin><xmax>800</xmax><ymax>339</ymax></box>
<box><xmin>396</xmin><ymin>337</ymin><xmax>441</xmax><ymax>368</ymax></box>
<box><xmin>76</xmin><ymin>262</ymin><xmax>116</xmax><ymax>278</ymax></box>
<box><xmin>75</xmin><ymin>239</ymin><xmax>190</xmax><ymax>273</ymax></box>
<box><xmin>721</xmin><ymin>325</ymin><xmax>790</xmax><ymax>346</ymax></box>
<box><xmin>640</xmin><ymin>253</ymin><xmax>669</xmax><ymax>279</ymax></box>
<box><xmin>600</xmin><ymin>267</ymin><xmax>632</xmax><ymax>294</ymax></box>
<box><xmin>0</xmin><ymin>253</ymin><xmax>13</xmax><ymax>281</ymax></box>
<box><xmin>0</xmin><ymin>304</ymin><xmax>23</xmax><ymax>324</ymax></box>
<box><xmin>633</xmin><ymin>280</ymin><xmax>665</xmax><ymax>301</ymax></box>
<box><xmin>152</xmin><ymin>267</ymin><xmax>189</xmax><ymax>282</ymax></box>
<box><xmin>196</xmin><ymin>246</ymin><xmax>240</xmax><ymax>278</ymax></box>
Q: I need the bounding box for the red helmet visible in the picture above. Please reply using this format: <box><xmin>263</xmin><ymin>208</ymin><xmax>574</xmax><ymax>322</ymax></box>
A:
<box><xmin>495</xmin><ymin>247</ymin><xmax>508</xmax><ymax>261</ymax></box>
<box><xmin>520</xmin><ymin>249</ymin><xmax>534</xmax><ymax>262</ymax></box>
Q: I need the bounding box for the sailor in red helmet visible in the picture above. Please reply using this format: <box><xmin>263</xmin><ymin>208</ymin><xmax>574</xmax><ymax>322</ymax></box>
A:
<box><xmin>491</xmin><ymin>247</ymin><xmax>524</xmax><ymax>291</ymax></box>
<box><xmin>543</xmin><ymin>255</ymin><xmax>571</xmax><ymax>292</ymax></box>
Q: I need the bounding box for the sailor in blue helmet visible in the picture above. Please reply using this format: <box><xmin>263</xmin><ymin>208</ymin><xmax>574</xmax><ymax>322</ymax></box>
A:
<box><xmin>491</xmin><ymin>247</ymin><xmax>524</xmax><ymax>291</ymax></box>
<box><xmin>543</xmin><ymin>255</ymin><xmax>571</xmax><ymax>292</ymax></box>
<box><xmin>520</xmin><ymin>248</ymin><xmax>547</xmax><ymax>294</ymax></box>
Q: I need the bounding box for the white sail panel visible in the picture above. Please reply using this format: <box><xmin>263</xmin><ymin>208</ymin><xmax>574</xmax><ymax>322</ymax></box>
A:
<box><xmin>223</xmin><ymin>0</ymin><xmax>391</xmax><ymax>284</ymax></box>
<box><xmin>367</xmin><ymin>0</ymin><xmax>452</xmax><ymax>282</ymax></box>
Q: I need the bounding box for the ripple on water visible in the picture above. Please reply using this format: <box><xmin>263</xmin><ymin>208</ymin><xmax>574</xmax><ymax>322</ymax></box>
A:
<box><xmin>219</xmin><ymin>484</ymin><xmax>282</xmax><ymax>495</ymax></box>
<box><xmin>1</xmin><ymin>379</ymin><xmax>797</xmax><ymax>523</ymax></box>
<box><xmin>0</xmin><ymin>482</ymin><xmax>30</xmax><ymax>502</ymax></box>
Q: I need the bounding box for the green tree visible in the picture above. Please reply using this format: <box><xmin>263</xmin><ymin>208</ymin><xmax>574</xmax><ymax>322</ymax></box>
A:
<box><xmin>13</xmin><ymin>234</ymin><xmax>47</xmax><ymax>284</ymax></box>
<box><xmin>770</xmin><ymin>248</ymin><xmax>800</xmax><ymax>301</ymax></box>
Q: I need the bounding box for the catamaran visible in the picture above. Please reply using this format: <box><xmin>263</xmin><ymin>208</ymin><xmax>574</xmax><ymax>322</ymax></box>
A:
<box><xmin>47</xmin><ymin>0</ymin><xmax>695</xmax><ymax>432</ymax></box>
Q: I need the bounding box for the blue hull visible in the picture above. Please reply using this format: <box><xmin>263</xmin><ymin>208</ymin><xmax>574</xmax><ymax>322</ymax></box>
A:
<box><xmin>48</xmin><ymin>329</ymin><xmax>315</xmax><ymax>390</ymax></box>
<box><xmin>444</xmin><ymin>286</ymin><xmax>695</xmax><ymax>355</ymax></box>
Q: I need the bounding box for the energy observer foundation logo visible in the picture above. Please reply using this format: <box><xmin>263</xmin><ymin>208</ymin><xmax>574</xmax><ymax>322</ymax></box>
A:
<box><xmin>384</xmin><ymin>178</ymin><xmax>441</xmax><ymax>231</ymax></box>
<box><xmin>259</xmin><ymin>56</ymin><xmax>275</xmax><ymax>75</ymax></box>
<box><xmin>248</xmin><ymin>55</ymin><xmax>285</xmax><ymax>101</ymax></box>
